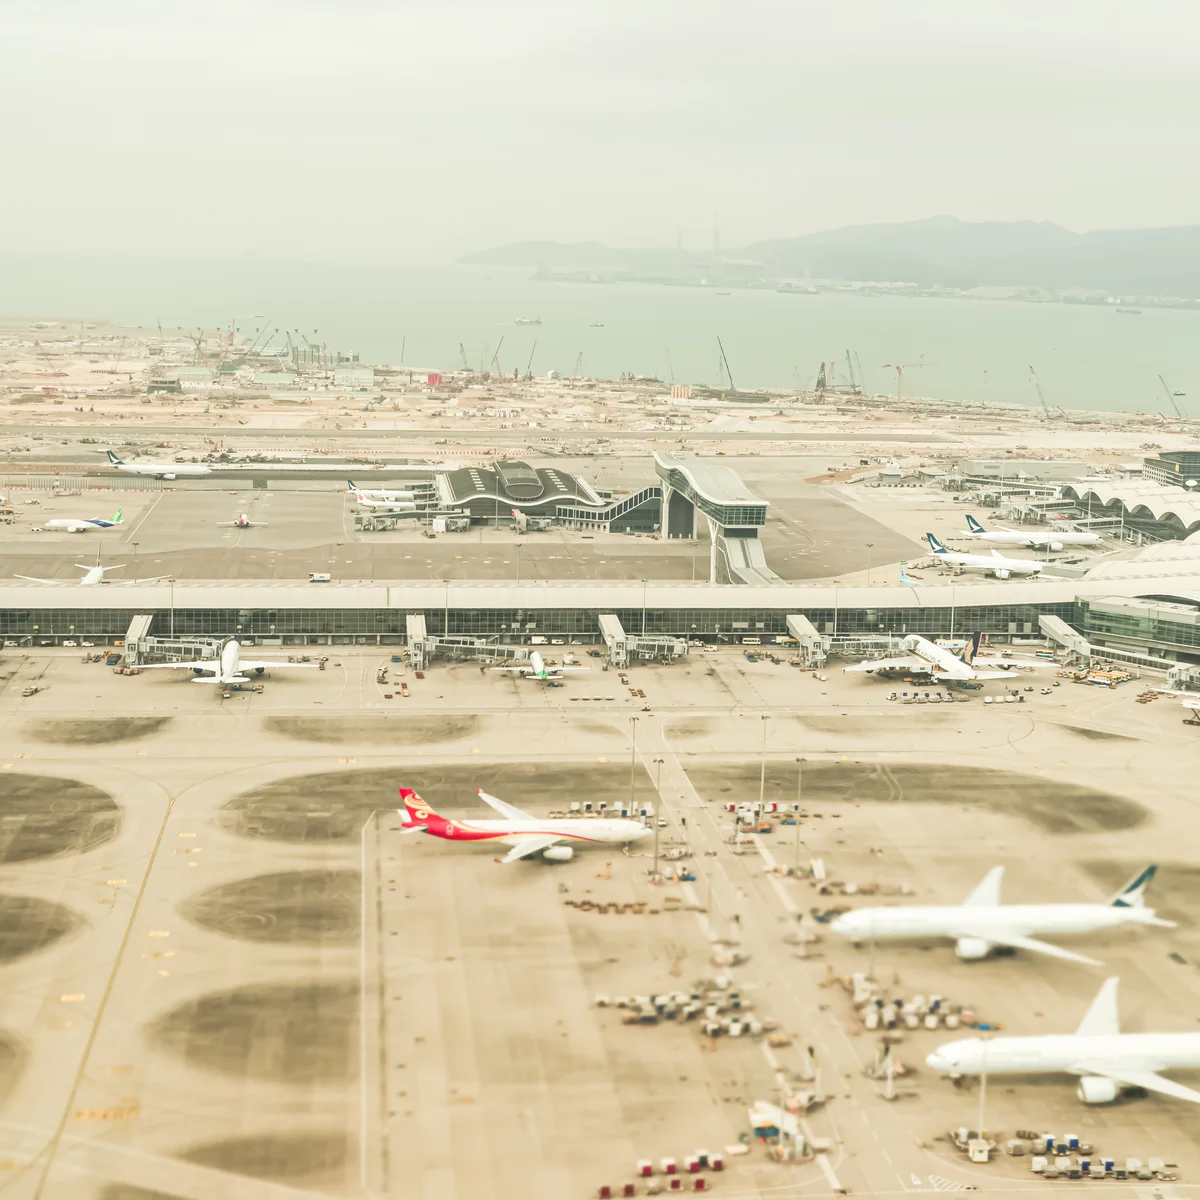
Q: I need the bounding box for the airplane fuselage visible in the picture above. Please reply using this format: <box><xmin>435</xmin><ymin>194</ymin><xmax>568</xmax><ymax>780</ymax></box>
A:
<box><xmin>834</xmin><ymin>902</ymin><xmax>1163</xmax><ymax>941</ymax></box>
<box><xmin>115</xmin><ymin>462</ymin><xmax>210</xmax><ymax>477</ymax></box>
<box><xmin>965</xmin><ymin>530</ymin><xmax>1100</xmax><ymax>548</ymax></box>
<box><xmin>421</xmin><ymin>814</ymin><xmax>648</xmax><ymax>846</ymax></box>
<box><xmin>929</xmin><ymin>1032</ymin><xmax>1200</xmax><ymax>1076</ymax></box>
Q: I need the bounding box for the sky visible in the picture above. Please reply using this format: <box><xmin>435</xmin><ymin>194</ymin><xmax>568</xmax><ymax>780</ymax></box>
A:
<box><xmin>2</xmin><ymin>0</ymin><xmax>1198</xmax><ymax>263</ymax></box>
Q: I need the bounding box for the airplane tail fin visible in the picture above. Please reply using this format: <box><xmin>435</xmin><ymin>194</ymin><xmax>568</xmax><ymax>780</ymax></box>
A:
<box><xmin>962</xmin><ymin>865</ymin><xmax>1004</xmax><ymax>907</ymax></box>
<box><xmin>346</xmin><ymin>479</ymin><xmax>356</xmax><ymax>490</ymax></box>
<box><xmin>112</xmin><ymin>508</ymin><xmax>123</xmax><ymax>524</ymax></box>
<box><xmin>961</xmin><ymin>632</ymin><xmax>983</xmax><ymax>664</ymax></box>
<box><xmin>105</xmin><ymin>450</ymin><xmax>123</xmax><ymax>465</ymax></box>
<box><xmin>900</xmin><ymin>566</ymin><xmax>916</xmax><ymax>585</ymax></box>
<box><xmin>1111</xmin><ymin>865</ymin><xmax>1156</xmax><ymax>908</ymax></box>
<box><xmin>966</xmin><ymin>514</ymin><xmax>985</xmax><ymax>533</ymax></box>
<box><xmin>1075</xmin><ymin>976</ymin><xmax>1121</xmax><ymax>1037</ymax></box>
<box><xmin>925</xmin><ymin>532</ymin><xmax>948</xmax><ymax>554</ymax></box>
<box><xmin>398</xmin><ymin>787</ymin><xmax>438</xmax><ymax>827</ymax></box>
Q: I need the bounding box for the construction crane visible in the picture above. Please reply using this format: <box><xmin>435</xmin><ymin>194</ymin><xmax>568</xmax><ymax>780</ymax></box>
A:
<box><xmin>525</xmin><ymin>341</ymin><xmax>537</xmax><ymax>379</ymax></box>
<box><xmin>1028</xmin><ymin>365</ymin><xmax>1053</xmax><ymax>421</ymax></box>
<box><xmin>571</xmin><ymin>351</ymin><xmax>583</xmax><ymax>381</ymax></box>
<box><xmin>716</xmin><ymin>336</ymin><xmax>736</xmax><ymax>391</ymax></box>
<box><xmin>189</xmin><ymin>329</ymin><xmax>206</xmax><ymax>363</ymax></box>
<box><xmin>854</xmin><ymin>351</ymin><xmax>867</xmax><ymax>394</ymax></box>
<box><xmin>459</xmin><ymin>343</ymin><xmax>470</xmax><ymax>372</ymax></box>
<box><xmin>1159</xmin><ymin>375</ymin><xmax>1184</xmax><ymax>419</ymax></box>
<box><xmin>881</xmin><ymin>360</ymin><xmax>929</xmax><ymax>400</ymax></box>
<box><xmin>490</xmin><ymin>335</ymin><xmax>505</xmax><ymax>376</ymax></box>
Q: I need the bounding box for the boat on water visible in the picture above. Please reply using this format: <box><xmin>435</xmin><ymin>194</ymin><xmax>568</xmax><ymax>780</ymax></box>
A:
<box><xmin>514</xmin><ymin>316</ymin><xmax>542</xmax><ymax>326</ymax></box>
<box><xmin>590</xmin><ymin>322</ymin><xmax>604</xmax><ymax>328</ymax></box>
<box><xmin>1114</xmin><ymin>307</ymin><xmax>1142</xmax><ymax>315</ymax></box>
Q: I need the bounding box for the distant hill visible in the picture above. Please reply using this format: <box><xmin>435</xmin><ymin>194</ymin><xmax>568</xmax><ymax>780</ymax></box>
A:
<box><xmin>463</xmin><ymin>218</ymin><xmax>1200</xmax><ymax>297</ymax></box>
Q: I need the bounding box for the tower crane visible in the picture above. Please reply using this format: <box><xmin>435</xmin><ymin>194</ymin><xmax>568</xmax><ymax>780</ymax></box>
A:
<box><xmin>881</xmin><ymin>359</ymin><xmax>930</xmax><ymax>400</ymax></box>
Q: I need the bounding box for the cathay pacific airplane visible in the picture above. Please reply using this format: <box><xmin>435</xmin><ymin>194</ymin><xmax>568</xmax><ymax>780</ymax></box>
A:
<box><xmin>928</xmin><ymin>976</ymin><xmax>1200</xmax><ymax>1105</ymax></box>
<box><xmin>959</xmin><ymin>514</ymin><xmax>1101</xmax><ymax>549</ymax></box>
<box><xmin>353</xmin><ymin>490</ymin><xmax>415</xmax><ymax>513</ymax></box>
<box><xmin>831</xmin><ymin>864</ymin><xmax>1170</xmax><ymax>965</ymax></box>
<box><xmin>398</xmin><ymin>787</ymin><xmax>649</xmax><ymax>863</ymax></box>
<box><xmin>43</xmin><ymin>508</ymin><xmax>122</xmax><ymax>533</ymax></box>
<box><xmin>106</xmin><ymin>450</ymin><xmax>210</xmax><ymax>478</ymax></box>
<box><xmin>925</xmin><ymin>532</ymin><xmax>1042</xmax><ymax>578</ymax></box>
<box><xmin>346</xmin><ymin>479</ymin><xmax>415</xmax><ymax>502</ymax></box>
<box><xmin>844</xmin><ymin>632</ymin><xmax>1045</xmax><ymax>682</ymax></box>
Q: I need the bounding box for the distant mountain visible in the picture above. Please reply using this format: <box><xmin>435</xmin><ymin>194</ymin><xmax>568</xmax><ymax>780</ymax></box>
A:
<box><xmin>463</xmin><ymin>218</ymin><xmax>1200</xmax><ymax>297</ymax></box>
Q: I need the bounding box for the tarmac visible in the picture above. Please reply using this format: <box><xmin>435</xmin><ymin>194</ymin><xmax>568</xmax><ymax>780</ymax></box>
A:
<box><xmin>1</xmin><ymin>645</ymin><xmax>1199</xmax><ymax>1197</ymax></box>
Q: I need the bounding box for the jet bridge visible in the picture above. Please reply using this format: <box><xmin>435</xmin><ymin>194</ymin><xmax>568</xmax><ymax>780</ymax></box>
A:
<box><xmin>406</xmin><ymin>613</ymin><xmax>530</xmax><ymax>670</ymax></box>
<box><xmin>785</xmin><ymin>614</ymin><xmax>828</xmax><ymax>668</ymax></box>
<box><xmin>599</xmin><ymin>613</ymin><xmax>687</xmax><ymax>669</ymax></box>
<box><xmin>123</xmin><ymin>620</ymin><xmax>225</xmax><ymax>668</ymax></box>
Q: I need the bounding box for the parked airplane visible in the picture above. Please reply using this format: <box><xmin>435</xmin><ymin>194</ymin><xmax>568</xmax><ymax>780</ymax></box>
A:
<box><xmin>959</xmin><ymin>514</ymin><xmax>1101</xmax><ymax>549</ymax></box>
<box><xmin>353</xmin><ymin>490</ymin><xmax>415</xmax><ymax>513</ymax></box>
<box><xmin>217</xmin><ymin>513</ymin><xmax>266</xmax><ymax>528</ymax></box>
<box><xmin>925</xmin><ymin>533</ymin><xmax>1042</xmax><ymax>578</ymax></box>
<box><xmin>346</xmin><ymin>479</ymin><xmax>415</xmax><ymax>502</ymax></box>
<box><xmin>492</xmin><ymin>649</ymin><xmax>589</xmax><ymax>682</ymax></box>
<box><xmin>44</xmin><ymin>508</ymin><xmax>123</xmax><ymax>533</ymax></box>
<box><xmin>398</xmin><ymin>786</ymin><xmax>650</xmax><ymax>863</ymax></box>
<box><xmin>927</xmin><ymin>976</ymin><xmax>1200</xmax><ymax>1105</ymax></box>
<box><xmin>899</xmin><ymin>565</ymin><xmax>922</xmax><ymax>585</ymax></box>
<box><xmin>14</xmin><ymin>556</ymin><xmax>166</xmax><ymax>586</ymax></box>
<box><xmin>831</xmin><ymin>864</ymin><xmax>1170</xmax><ymax>965</ymax></box>
<box><xmin>138</xmin><ymin>638</ymin><xmax>320</xmax><ymax>685</ymax></box>
<box><xmin>844</xmin><ymin>633</ymin><xmax>1044</xmax><ymax>682</ymax></box>
<box><xmin>106</xmin><ymin>450</ymin><xmax>211</xmax><ymax>478</ymax></box>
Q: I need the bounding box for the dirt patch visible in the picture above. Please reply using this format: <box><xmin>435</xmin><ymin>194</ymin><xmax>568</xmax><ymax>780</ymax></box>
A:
<box><xmin>147</xmin><ymin>981</ymin><xmax>358</xmax><ymax>1084</ymax></box>
<box><xmin>183</xmin><ymin>1132</ymin><xmax>349</xmax><ymax>1186</ymax></box>
<box><xmin>665</xmin><ymin>717</ymin><xmax>717</xmax><ymax>740</ymax></box>
<box><xmin>99</xmin><ymin>1189</ymin><xmax>183</xmax><ymax>1200</ymax></box>
<box><xmin>0</xmin><ymin>1033</ymin><xmax>23</xmax><ymax>1112</ymax></box>
<box><xmin>263</xmin><ymin>714</ymin><xmax>478</xmax><ymax>744</ymax></box>
<box><xmin>222</xmin><ymin>762</ymin><xmax>653</xmax><ymax>843</ymax></box>
<box><xmin>180</xmin><ymin>871</ymin><xmax>358</xmax><ymax>945</ymax></box>
<box><xmin>1062</xmin><ymin>725</ymin><xmax>1140</xmax><ymax>743</ymax></box>
<box><xmin>684</xmin><ymin>761</ymin><xmax>1146</xmax><ymax>835</ymax></box>
<box><xmin>24</xmin><ymin>717</ymin><xmax>172</xmax><ymax>745</ymax></box>
<box><xmin>0</xmin><ymin>895</ymin><xmax>83</xmax><ymax>961</ymax></box>
<box><xmin>0</xmin><ymin>774</ymin><xmax>121</xmax><ymax>862</ymax></box>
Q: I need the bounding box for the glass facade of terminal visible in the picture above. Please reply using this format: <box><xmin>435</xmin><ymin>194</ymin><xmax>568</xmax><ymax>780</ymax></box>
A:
<box><xmin>0</xmin><ymin>599</ymin><xmax>1078</xmax><ymax>645</ymax></box>
<box><xmin>1079</xmin><ymin>599</ymin><xmax>1200</xmax><ymax>653</ymax></box>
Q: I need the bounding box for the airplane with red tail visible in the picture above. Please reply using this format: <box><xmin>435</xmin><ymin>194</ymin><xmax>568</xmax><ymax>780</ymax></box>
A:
<box><xmin>398</xmin><ymin>787</ymin><xmax>650</xmax><ymax>863</ymax></box>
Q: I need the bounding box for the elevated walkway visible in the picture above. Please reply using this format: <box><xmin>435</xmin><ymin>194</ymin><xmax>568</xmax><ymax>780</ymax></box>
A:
<box><xmin>599</xmin><ymin>613</ymin><xmax>686</xmax><ymax>668</ymax></box>
<box><xmin>718</xmin><ymin>535</ymin><xmax>785</xmax><ymax>586</ymax></box>
<box><xmin>1038</xmin><ymin>614</ymin><xmax>1090</xmax><ymax>657</ymax></box>
<box><xmin>785</xmin><ymin>614</ymin><xmax>828</xmax><ymax>667</ymax></box>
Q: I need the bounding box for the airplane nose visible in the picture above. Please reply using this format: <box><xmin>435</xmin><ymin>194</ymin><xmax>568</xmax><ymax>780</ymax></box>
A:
<box><xmin>926</xmin><ymin>1050</ymin><xmax>956</xmax><ymax>1072</ymax></box>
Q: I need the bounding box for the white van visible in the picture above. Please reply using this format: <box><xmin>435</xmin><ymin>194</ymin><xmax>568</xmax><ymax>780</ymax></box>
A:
<box><xmin>741</xmin><ymin>636</ymin><xmax>761</xmax><ymax>645</ymax></box>
<box><xmin>309</xmin><ymin>572</ymin><xmax>332</xmax><ymax>583</ymax></box>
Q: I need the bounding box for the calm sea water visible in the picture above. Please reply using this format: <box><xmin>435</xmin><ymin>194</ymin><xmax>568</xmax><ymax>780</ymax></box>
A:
<box><xmin>2</xmin><ymin>256</ymin><xmax>1198</xmax><ymax>414</ymax></box>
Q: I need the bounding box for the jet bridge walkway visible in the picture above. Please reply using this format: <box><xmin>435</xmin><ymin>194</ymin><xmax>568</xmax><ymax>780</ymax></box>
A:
<box><xmin>599</xmin><ymin>613</ymin><xmax>687</xmax><ymax>669</ymax></box>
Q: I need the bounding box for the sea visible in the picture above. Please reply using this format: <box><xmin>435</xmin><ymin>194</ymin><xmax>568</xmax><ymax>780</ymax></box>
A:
<box><xmin>2</xmin><ymin>255</ymin><xmax>1198</xmax><ymax>415</ymax></box>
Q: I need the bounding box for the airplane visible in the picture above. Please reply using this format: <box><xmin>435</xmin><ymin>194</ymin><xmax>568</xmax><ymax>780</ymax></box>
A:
<box><xmin>14</xmin><ymin>558</ymin><xmax>167</xmax><ymax>586</ymax></box>
<box><xmin>217</xmin><ymin>513</ymin><xmax>266</xmax><ymax>528</ymax></box>
<box><xmin>843</xmin><ymin>632</ymin><xmax>1047</xmax><ymax>682</ymax></box>
<box><xmin>397</xmin><ymin>786</ymin><xmax>650</xmax><ymax>863</ymax></box>
<box><xmin>138</xmin><ymin>638</ymin><xmax>320</xmax><ymax>685</ymax></box>
<box><xmin>346</xmin><ymin>479</ymin><xmax>415</xmax><ymax>503</ymax></box>
<box><xmin>105</xmin><ymin>449</ymin><xmax>211</xmax><ymax>479</ymax></box>
<box><xmin>831</xmin><ymin>864</ymin><xmax>1170</xmax><ymax>965</ymax></box>
<box><xmin>925</xmin><ymin>532</ymin><xmax>1042</xmax><ymax>579</ymax></box>
<box><xmin>492</xmin><ymin>649</ymin><xmax>589</xmax><ymax>682</ymax></box>
<box><xmin>353</xmin><ymin>490</ymin><xmax>415</xmax><ymax>513</ymax></box>
<box><xmin>927</xmin><ymin>976</ymin><xmax>1200</xmax><ymax>1106</ymax></box>
<box><xmin>43</xmin><ymin>508</ymin><xmax>122</xmax><ymax>533</ymax></box>
<box><xmin>899</xmin><ymin>565</ymin><xmax>922</xmax><ymax>584</ymax></box>
<box><xmin>958</xmin><ymin>514</ymin><xmax>1101</xmax><ymax>550</ymax></box>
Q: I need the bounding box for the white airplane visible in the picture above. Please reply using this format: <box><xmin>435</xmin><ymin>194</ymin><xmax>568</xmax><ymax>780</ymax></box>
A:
<box><xmin>138</xmin><ymin>638</ymin><xmax>320</xmax><ymax>685</ymax></box>
<box><xmin>492</xmin><ymin>649</ymin><xmax>590</xmax><ymax>682</ymax></box>
<box><xmin>346</xmin><ymin>479</ymin><xmax>415</xmax><ymax>502</ymax></box>
<box><xmin>106</xmin><ymin>449</ymin><xmax>211</xmax><ymax>479</ymax></box>
<box><xmin>844</xmin><ymin>632</ymin><xmax>1045</xmax><ymax>682</ymax></box>
<box><xmin>15</xmin><ymin>553</ymin><xmax>166</xmax><ymax>586</ymax></box>
<box><xmin>398</xmin><ymin>786</ymin><xmax>650</xmax><ymax>863</ymax></box>
<box><xmin>353</xmin><ymin>490</ymin><xmax>415</xmax><ymax>513</ymax></box>
<box><xmin>217</xmin><ymin>513</ymin><xmax>266</xmax><ymax>528</ymax></box>
<box><xmin>43</xmin><ymin>507</ymin><xmax>123</xmax><ymax>533</ymax></box>
<box><xmin>831</xmin><ymin>865</ymin><xmax>1170</xmax><ymax>965</ymax></box>
<box><xmin>927</xmin><ymin>976</ymin><xmax>1200</xmax><ymax>1106</ymax></box>
<box><xmin>958</xmin><ymin>514</ymin><xmax>1101</xmax><ymax>550</ymax></box>
<box><xmin>925</xmin><ymin>533</ymin><xmax>1042</xmax><ymax>579</ymax></box>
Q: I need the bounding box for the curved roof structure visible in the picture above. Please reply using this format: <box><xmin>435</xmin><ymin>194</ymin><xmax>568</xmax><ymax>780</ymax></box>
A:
<box><xmin>653</xmin><ymin>451</ymin><xmax>766</xmax><ymax>507</ymax></box>
<box><xmin>1062</xmin><ymin>481</ymin><xmax>1200</xmax><ymax>535</ymax></box>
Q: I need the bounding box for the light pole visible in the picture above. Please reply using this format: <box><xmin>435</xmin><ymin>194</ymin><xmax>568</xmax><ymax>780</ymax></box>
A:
<box><xmin>866</xmin><ymin>542</ymin><xmax>874</xmax><ymax>585</ymax></box>
<box><xmin>641</xmin><ymin>578</ymin><xmax>648</xmax><ymax>635</ymax></box>
<box><xmin>652</xmin><ymin>756</ymin><xmax>664</xmax><ymax>878</ymax></box>
<box><xmin>758</xmin><ymin>714</ymin><xmax>770</xmax><ymax>811</ymax></box>
<box><xmin>794</xmin><ymin>756</ymin><xmax>806</xmax><ymax>871</ymax></box>
<box><xmin>169</xmin><ymin>577</ymin><xmax>175</xmax><ymax>638</ymax></box>
<box><xmin>628</xmin><ymin>716</ymin><xmax>639</xmax><ymax>814</ymax></box>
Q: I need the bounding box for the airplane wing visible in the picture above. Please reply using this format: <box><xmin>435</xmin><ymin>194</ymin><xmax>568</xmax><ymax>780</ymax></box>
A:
<box><xmin>499</xmin><ymin>836</ymin><xmax>561</xmax><ymax>863</ymax></box>
<box><xmin>237</xmin><ymin>660</ymin><xmax>319</xmax><ymax>671</ymax></box>
<box><xmin>476</xmin><ymin>789</ymin><xmax>534</xmax><ymax>821</ymax></box>
<box><xmin>14</xmin><ymin>575</ymin><xmax>60</xmax><ymax>585</ymax></box>
<box><xmin>957</xmin><ymin>930</ymin><xmax>1102</xmax><ymax>967</ymax></box>
<box><xmin>1070</xmin><ymin>1064</ymin><xmax>1200</xmax><ymax>1105</ymax></box>
<box><xmin>844</xmin><ymin>655</ymin><xmax>928</xmax><ymax>674</ymax></box>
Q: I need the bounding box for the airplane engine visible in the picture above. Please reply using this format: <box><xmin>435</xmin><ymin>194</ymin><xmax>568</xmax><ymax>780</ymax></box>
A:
<box><xmin>162</xmin><ymin>473</ymin><xmax>177</xmax><ymax>480</ymax></box>
<box><xmin>1049</xmin><ymin>541</ymin><xmax>1064</xmax><ymax>552</ymax></box>
<box><xmin>1076</xmin><ymin>1075</ymin><xmax>1118</xmax><ymax>1104</ymax></box>
<box><xmin>542</xmin><ymin>846</ymin><xmax>574</xmax><ymax>862</ymax></box>
<box><xmin>954</xmin><ymin>936</ymin><xmax>991</xmax><ymax>960</ymax></box>
<box><xmin>994</xmin><ymin>568</ymin><xmax>1011</xmax><ymax>580</ymax></box>
<box><xmin>255</xmin><ymin>667</ymin><xmax>265</xmax><ymax>675</ymax></box>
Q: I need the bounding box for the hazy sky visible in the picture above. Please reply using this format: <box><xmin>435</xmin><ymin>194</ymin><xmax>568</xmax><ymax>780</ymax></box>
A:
<box><xmin>3</xmin><ymin>0</ymin><xmax>1197</xmax><ymax>262</ymax></box>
